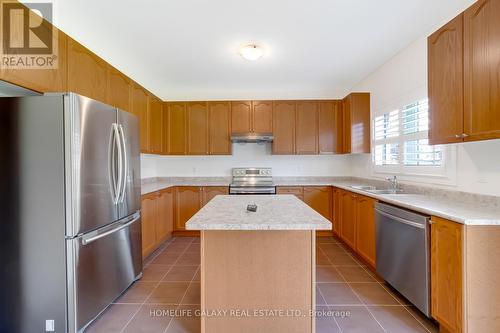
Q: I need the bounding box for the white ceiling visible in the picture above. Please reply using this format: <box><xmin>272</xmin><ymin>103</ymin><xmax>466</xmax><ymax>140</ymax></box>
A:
<box><xmin>49</xmin><ymin>0</ymin><xmax>474</xmax><ymax>101</ymax></box>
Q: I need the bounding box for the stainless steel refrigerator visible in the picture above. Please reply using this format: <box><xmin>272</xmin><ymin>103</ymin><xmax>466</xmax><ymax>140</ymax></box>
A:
<box><xmin>0</xmin><ymin>93</ymin><xmax>142</xmax><ymax>333</ymax></box>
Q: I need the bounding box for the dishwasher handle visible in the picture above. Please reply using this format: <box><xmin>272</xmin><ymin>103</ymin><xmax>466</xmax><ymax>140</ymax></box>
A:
<box><xmin>376</xmin><ymin>209</ymin><xmax>426</xmax><ymax>229</ymax></box>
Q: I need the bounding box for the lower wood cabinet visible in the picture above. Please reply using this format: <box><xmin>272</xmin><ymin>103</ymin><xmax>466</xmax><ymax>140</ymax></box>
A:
<box><xmin>332</xmin><ymin>188</ymin><xmax>341</xmax><ymax>235</ymax></box>
<box><xmin>355</xmin><ymin>195</ymin><xmax>377</xmax><ymax>268</ymax></box>
<box><xmin>303</xmin><ymin>186</ymin><xmax>332</xmax><ymax>221</ymax></box>
<box><xmin>431</xmin><ymin>216</ymin><xmax>464</xmax><ymax>333</ymax></box>
<box><xmin>276</xmin><ymin>186</ymin><xmax>304</xmax><ymax>200</ymax></box>
<box><xmin>174</xmin><ymin>186</ymin><xmax>229</xmax><ymax>234</ymax></box>
<box><xmin>141</xmin><ymin>188</ymin><xmax>175</xmax><ymax>258</ymax></box>
<box><xmin>339</xmin><ymin>190</ymin><xmax>357</xmax><ymax>249</ymax></box>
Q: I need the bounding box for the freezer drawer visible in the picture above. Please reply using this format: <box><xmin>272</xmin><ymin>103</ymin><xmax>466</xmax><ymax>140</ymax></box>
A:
<box><xmin>67</xmin><ymin>212</ymin><xmax>142</xmax><ymax>333</ymax></box>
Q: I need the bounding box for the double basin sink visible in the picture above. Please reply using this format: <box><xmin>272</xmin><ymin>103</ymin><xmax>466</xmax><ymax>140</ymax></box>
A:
<box><xmin>349</xmin><ymin>185</ymin><xmax>406</xmax><ymax>195</ymax></box>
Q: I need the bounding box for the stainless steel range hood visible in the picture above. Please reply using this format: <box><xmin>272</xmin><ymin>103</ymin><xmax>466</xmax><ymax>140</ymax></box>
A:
<box><xmin>231</xmin><ymin>133</ymin><xmax>274</xmax><ymax>143</ymax></box>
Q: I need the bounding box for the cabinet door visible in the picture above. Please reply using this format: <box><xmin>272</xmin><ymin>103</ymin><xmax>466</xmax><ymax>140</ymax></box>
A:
<box><xmin>156</xmin><ymin>188</ymin><xmax>174</xmax><ymax>244</ymax></box>
<box><xmin>174</xmin><ymin>187</ymin><xmax>202</xmax><ymax>230</ymax></box>
<box><xmin>231</xmin><ymin>101</ymin><xmax>252</xmax><ymax>134</ymax></box>
<box><xmin>303</xmin><ymin>186</ymin><xmax>332</xmax><ymax>221</ymax></box>
<box><xmin>428</xmin><ymin>14</ymin><xmax>464</xmax><ymax>145</ymax></box>
<box><xmin>131</xmin><ymin>84</ymin><xmax>150</xmax><ymax>153</ymax></box>
<box><xmin>149</xmin><ymin>97</ymin><xmax>163</xmax><ymax>154</ymax></box>
<box><xmin>208</xmin><ymin>102</ymin><xmax>231</xmax><ymax>155</ymax></box>
<box><xmin>343</xmin><ymin>93</ymin><xmax>370</xmax><ymax>154</ymax></box>
<box><xmin>342</xmin><ymin>97</ymin><xmax>351</xmax><ymax>154</ymax></box>
<box><xmin>296</xmin><ymin>101</ymin><xmax>319</xmax><ymax>154</ymax></box>
<box><xmin>107</xmin><ymin>66</ymin><xmax>131</xmax><ymax>112</ymax></box>
<box><xmin>141</xmin><ymin>193</ymin><xmax>158</xmax><ymax>258</ymax></box>
<box><xmin>464</xmin><ymin>0</ymin><xmax>500</xmax><ymax>142</ymax></box>
<box><xmin>187</xmin><ymin>102</ymin><xmax>209</xmax><ymax>155</ymax></box>
<box><xmin>166</xmin><ymin>103</ymin><xmax>187</xmax><ymax>155</ymax></box>
<box><xmin>276</xmin><ymin>186</ymin><xmax>304</xmax><ymax>200</ymax></box>
<box><xmin>340</xmin><ymin>191</ymin><xmax>357</xmax><ymax>249</ymax></box>
<box><xmin>333</xmin><ymin>101</ymin><xmax>344</xmax><ymax>153</ymax></box>
<box><xmin>332</xmin><ymin>188</ymin><xmax>341</xmax><ymax>235</ymax></box>
<box><xmin>202</xmin><ymin>187</ymin><xmax>229</xmax><ymax>206</ymax></box>
<box><xmin>355</xmin><ymin>196</ymin><xmax>376</xmax><ymax>268</ymax></box>
<box><xmin>0</xmin><ymin>28</ymin><xmax>67</xmax><ymax>93</ymax></box>
<box><xmin>318</xmin><ymin>101</ymin><xmax>335</xmax><ymax>154</ymax></box>
<box><xmin>431</xmin><ymin>217</ymin><xmax>463</xmax><ymax>333</ymax></box>
<box><xmin>253</xmin><ymin>101</ymin><xmax>273</xmax><ymax>133</ymax></box>
<box><xmin>67</xmin><ymin>37</ymin><xmax>108</xmax><ymax>102</ymax></box>
<box><xmin>273</xmin><ymin>101</ymin><xmax>296</xmax><ymax>154</ymax></box>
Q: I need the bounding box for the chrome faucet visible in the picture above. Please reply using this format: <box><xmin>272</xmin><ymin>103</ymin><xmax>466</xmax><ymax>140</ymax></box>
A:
<box><xmin>386</xmin><ymin>176</ymin><xmax>398</xmax><ymax>192</ymax></box>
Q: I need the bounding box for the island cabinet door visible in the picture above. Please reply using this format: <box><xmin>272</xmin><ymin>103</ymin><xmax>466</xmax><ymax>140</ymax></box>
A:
<box><xmin>431</xmin><ymin>217</ymin><xmax>464</xmax><ymax>333</ymax></box>
<box><xmin>202</xmin><ymin>187</ymin><xmax>229</xmax><ymax>206</ymax></box>
<box><xmin>355</xmin><ymin>196</ymin><xmax>376</xmax><ymax>268</ymax></box>
<box><xmin>339</xmin><ymin>191</ymin><xmax>357</xmax><ymax>249</ymax></box>
<box><xmin>141</xmin><ymin>192</ymin><xmax>158</xmax><ymax>258</ymax></box>
<box><xmin>156</xmin><ymin>188</ymin><xmax>174</xmax><ymax>244</ymax></box>
<box><xmin>303</xmin><ymin>186</ymin><xmax>332</xmax><ymax>221</ymax></box>
<box><xmin>175</xmin><ymin>187</ymin><xmax>202</xmax><ymax>230</ymax></box>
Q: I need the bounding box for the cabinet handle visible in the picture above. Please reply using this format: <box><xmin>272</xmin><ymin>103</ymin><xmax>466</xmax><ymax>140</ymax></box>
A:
<box><xmin>455</xmin><ymin>134</ymin><xmax>462</xmax><ymax>138</ymax></box>
<box><xmin>462</xmin><ymin>133</ymin><xmax>469</xmax><ymax>138</ymax></box>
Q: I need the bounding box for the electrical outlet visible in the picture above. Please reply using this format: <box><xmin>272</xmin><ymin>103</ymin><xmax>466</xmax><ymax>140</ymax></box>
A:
<box><xmin>45</xmin><ymin>320</ymin><xmax>55</xmax><ymax>332</ymax></box>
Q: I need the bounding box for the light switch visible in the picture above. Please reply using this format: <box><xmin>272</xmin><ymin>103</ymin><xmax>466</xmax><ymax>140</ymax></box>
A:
<box><xmin>45</xmin><ymin>319</ymin><xmax>55</xmax><ymax>332</ymax></box>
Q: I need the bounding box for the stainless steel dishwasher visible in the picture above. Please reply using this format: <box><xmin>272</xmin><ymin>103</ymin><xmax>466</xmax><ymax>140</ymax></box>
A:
<box><xmin>375</xmin><ymin>202</ymin><xmax>431</xmax><ymax>317</ymax></box>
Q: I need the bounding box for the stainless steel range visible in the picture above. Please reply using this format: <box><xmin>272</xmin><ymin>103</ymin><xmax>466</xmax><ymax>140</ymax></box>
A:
<box><xmin>229</xmin><ymin>167</ymin><xmax>276</xmax><ymax>194</ymax></box>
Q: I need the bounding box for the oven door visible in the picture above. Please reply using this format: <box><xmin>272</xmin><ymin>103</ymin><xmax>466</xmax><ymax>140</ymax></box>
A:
<box><xmin>229</xmin><ymin>186</ymin><xmax>276</xmax><ymax>194</ymax></box>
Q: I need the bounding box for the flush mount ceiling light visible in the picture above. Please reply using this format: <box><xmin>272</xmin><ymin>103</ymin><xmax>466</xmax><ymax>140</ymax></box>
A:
<box><xmin>239</xmin><ymin>44</ymin><xmax>264</xmax><ymax>61</ymax></box>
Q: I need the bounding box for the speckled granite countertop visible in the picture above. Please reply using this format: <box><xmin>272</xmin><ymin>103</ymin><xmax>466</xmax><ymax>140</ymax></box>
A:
<box><xmin>141</xmin><ymin>176</ymin><xmax>500</xmax><ymax>225</ymax></box>
<box><xmin>186</xmin><ymin>195</ymin><xmax>332</xmax><ymax>230</ymax></box>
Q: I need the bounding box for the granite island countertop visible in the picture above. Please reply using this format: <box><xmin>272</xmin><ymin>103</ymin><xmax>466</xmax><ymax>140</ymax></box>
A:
<box><xmin>185</xmin><ymin>195</ymin><xmax>332</xmax><ymax>230</ymax></box>
<box><xmin>141</xmin><ymin>176</ymin><xmax>500</xmax><ymax>226</ymax></box>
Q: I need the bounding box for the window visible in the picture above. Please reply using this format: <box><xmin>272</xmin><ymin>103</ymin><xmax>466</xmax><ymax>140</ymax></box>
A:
<box><xmin>373</xmin><ymin>98</ymin><xmax>448</xmax><ymax>177</ymax></box>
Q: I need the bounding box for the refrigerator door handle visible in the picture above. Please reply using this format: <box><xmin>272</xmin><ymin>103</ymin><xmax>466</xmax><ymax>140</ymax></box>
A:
<box><xmin>112</xmin><ymin>123</ymin><xmax>123</xmax><ymax>205</ymax></box>
<box><xmin>108</xmin><ymin>124</ymin><xmax>118</xmax><ymax>204</ymax></box>
<box><xmin>118</xmin><ymin>124</ymin><xmax>128</xmax><ymax>203</ymax></box>
<box><xmin>81</xmin><ymin>212</ymin><xmax>140</xmax><ymax>245</ymax></box>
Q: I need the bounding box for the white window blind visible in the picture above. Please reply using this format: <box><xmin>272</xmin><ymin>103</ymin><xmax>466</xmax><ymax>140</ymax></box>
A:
<box><xmin>373</xmin><ymin>98</ymin><xmax>446</xmax><ymax>175</ymax></box>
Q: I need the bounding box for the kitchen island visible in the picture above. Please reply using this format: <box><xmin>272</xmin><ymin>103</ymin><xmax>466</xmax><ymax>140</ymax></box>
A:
<box><xmin>186</xmin><ymin>195</ymin><xmax>331</xmax><ymax>333</ymax></box>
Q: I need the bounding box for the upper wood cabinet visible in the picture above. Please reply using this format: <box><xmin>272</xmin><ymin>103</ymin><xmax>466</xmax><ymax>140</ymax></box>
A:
<box><xmin>149</xmin><ymin>97</ymin><xmax>163</xmax><ymax>154</ymax></box>
<box><xmin>141</xmin><ymin>192</ymin><xmax>158</xmax><ymax>258</ymax></box>
<box><xmin>67</xmin><ymin>37</ymin><xmax>108</xmax><ymax>102</ymax></box>
<box><xmin>342</xmin><ymin>93</ymin><xmax>370</xmax><ymax>154</ymax></box>
<box><xmin>231</xmin><ymin>101</ymin><xmax>273</xmax><ymax>134</ymax></box>
<box><xmin>463</xmin><ymin>0</ymin><xmax>500</xmax><ymax>142</ymax></box>
<box><xmin>273</xmin><ymin>101</ymin><xmax>296</xmax><ymax>154</ymax></box>
<box><xmin>174</xmin><ymin>187</ymin><xmax>202</xmax><ymax>231</ymax></box>
<box><xmin>355</xmin><ymin>195</ymin><xmax>377</xmax><ymax>268</ymax></box>
<box><xmin>187</xmin><ymin>102</ymin><xmax>209</xmax><ymax>155</ymax></box>
<box><xmin>231</xmin><ymin>101</ymin><xmax>252</xmax><ymax>134</ymax></box>
<box><xmin>431</xmin><ymin>217</ymin><xmax>464</xmax><ymax>333</ymax></box>
<box><xmin>0</xmin><ymin>28</ymin><xmax>68</xmax><ymax>93</ymax></box>
<box><xmin>428</xmin><ymin>0</ymin><xmax>500</xmax><ymax>145</ymax></box>
<box><xmin>202</xmin><ymin>187</ymin><xmax>229</xmax><ymax>206</ymax></box>
<box><xmin>165</xmin><ymin>102</ymin><xmax>187</xmax><ymax>155</ymax></box>
<box><xmin>107</xmin><ymin>66</ymin><xmax>131</xmax><ymax>111</ymax></box>
<box><xmin>208</xmin><ymin>102</ymin><xmax>232</xmax><ymax>155</ymax></box>
<box><xmin>295</xmin><ymin>101</ymin><xmax>319</xmax><ymax>154</ymax></box>
<box><xmin>131</xmin><ymin>84</ymin><xmax>150</xmax><ymax>153</ymax></box>
<box><xmin>252</xmin><ymin>101</ymin><xmax>273</xmax><ymax>133</ymax></box>
<box><xmin>318</xmin><ymin>101</ymin><xmax>342</xmax><ymax>154</ymax></box>
<box><xmin>428</xmin><ymin>14</ymin><xmax>464</xmax><ymax>145</ymax></box>
<box><xmin>303</xmin><ymin>186</ymin><xmax>332</xmax><ymax>221</ymax></box>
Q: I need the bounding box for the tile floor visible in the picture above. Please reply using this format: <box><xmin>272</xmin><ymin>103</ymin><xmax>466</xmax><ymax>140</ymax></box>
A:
<box><xmin>86</xmin><ymin>236</ymin><xmax>439</xmax><ymax>333</ymax></box>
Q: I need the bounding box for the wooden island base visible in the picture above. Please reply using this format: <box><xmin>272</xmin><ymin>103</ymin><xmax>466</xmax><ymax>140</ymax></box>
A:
<box><xmin>200</xmin><ymin>230</ymin><xmax>316</xmax><ymax>333</ymax></box>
